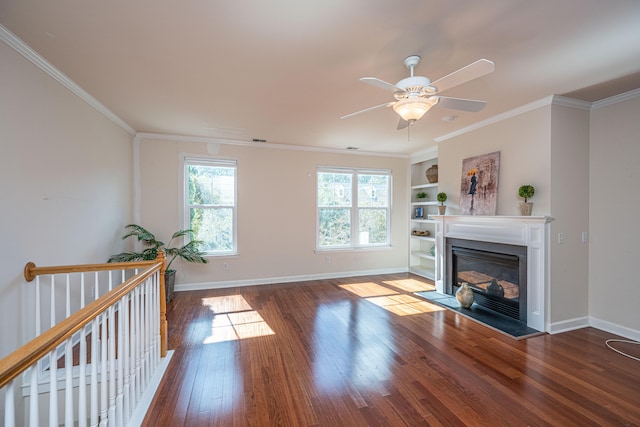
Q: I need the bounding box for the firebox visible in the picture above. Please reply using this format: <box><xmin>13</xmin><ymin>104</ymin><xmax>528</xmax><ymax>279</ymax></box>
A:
<box><xmin>446</xmin><ymin>238</ymin><xmax>527</xmax><ymax>323</ymax></box>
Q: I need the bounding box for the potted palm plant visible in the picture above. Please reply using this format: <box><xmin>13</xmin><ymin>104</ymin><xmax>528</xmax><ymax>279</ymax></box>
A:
<box><xmin>437</xmin><ymin>192</ymin><xmax>447</xmax><ymax>215</ymax></box>
<box><xmin>518</xmin><ymin>185</ymin><xmax>535</xmax><ymax>216</ymax></box>
<box><xmin>108</xmin><ymin>224</ymin><xmax>209</xmax><ymax>302</ymax></box>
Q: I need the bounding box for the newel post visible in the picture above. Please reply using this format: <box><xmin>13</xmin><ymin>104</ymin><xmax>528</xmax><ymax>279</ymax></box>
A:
<box><xmin>157</xmin><ymin>251</ymin><xmax>168</xmax><ymax>357</ymax></box>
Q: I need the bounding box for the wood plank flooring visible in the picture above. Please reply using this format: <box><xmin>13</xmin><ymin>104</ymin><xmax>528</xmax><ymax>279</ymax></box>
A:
<box><xmin>142</xmin><ymin>273</ymin><xmax>640</xmax><ymax>426</ymax></box>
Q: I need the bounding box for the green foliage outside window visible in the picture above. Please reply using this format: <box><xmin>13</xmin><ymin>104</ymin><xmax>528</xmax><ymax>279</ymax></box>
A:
<box><xmin>187</xmin><ymin>162</ymin><xmax>236</xmax><ymax>254</ymax></box>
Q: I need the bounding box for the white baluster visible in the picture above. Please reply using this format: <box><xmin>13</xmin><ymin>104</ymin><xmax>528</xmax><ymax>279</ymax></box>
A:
<box><xmin>100</xmin><ymin>314</ymin><xmax>108</xmax><ymax>426</ymax></box>
<box><xmin>90</xmin><ymin>319</ymin><xmax>99</xmax><ymax>427</ymax></box>
<box><xmin>79</xmin><ymin>324</ymin><xmax>87</xmax><ymax>427</ymax></box>
<box><xmin>134</xmin><ymin>286</ymin><xmax>142</xmax><ymax>403</ymax></box>
<box><xmin>4</xmin><ymin>378</ymin><xmax>15</xmax><ymax>427</ymax></box>
<box><xmin>65</xmin><ymin>339</ymin><xmax>74</xmax><ymax>426</ymax></box>
<box><xmin>116</xmin><ymin>297</ymin><xmax>125</xmax><ymax>426</ymax></box>
<box><xmin>65</xmin><ymin>274</ymin><xmax>71</xmax><ymax>318</ymax></box>
<box><xmin>122</xmin><ymin>293</ymin><xmax>131</xmax><ymax>421</ymax></box>
<box><xmin>108</xmin><ymin>305</ymin><xmax>116</xmax><ymax>424</ymax></box>
<box><xmin>50</xmin><ymin>275</ymin><xmax>56</xmax><ymax>328</ymax></box>
<box><xmin>35</xmin><ymin>276</ymin><xmax>41</xmax><ymax>337</ymax></box>
<box><xmin>81</xmin><ymin>272</ymin><xmax>86</xmax><ymax>308</ymax></box>
<box><xmin>143</xmin><ymin>279</ymin><xmax>150</xmax><ymax>388</ymax></box>
<box><xmin>49</xmin><ymin>349</ymin><xmax>58</xmax><ymax>427</ymax></box>
<box><xmin>29</xmin><ymin>366</ymin><xmax>39</xmax><ymax>427</ymax></box>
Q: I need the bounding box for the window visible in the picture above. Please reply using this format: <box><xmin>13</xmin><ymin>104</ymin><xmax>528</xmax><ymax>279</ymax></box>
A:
<box><xmin>317</xmin><ymin>167</ymin><xmax>391</xmax><ymax>249</ymax></box>
<box><xmin>184</xmin><ymin>157</ymin><xmax>237</xmax><ymax>255</ymax></box>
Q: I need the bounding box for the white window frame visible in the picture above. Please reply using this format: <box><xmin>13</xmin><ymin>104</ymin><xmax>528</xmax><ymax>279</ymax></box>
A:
<box><xmin>183</xmin><ymin>156</ymin><xmax>238</xmax><ymax>256</ymax></box>
<box><xmin>316</xmin><ymin>166</ymin><xmax>392</xmax><ymax>251</ymax></box>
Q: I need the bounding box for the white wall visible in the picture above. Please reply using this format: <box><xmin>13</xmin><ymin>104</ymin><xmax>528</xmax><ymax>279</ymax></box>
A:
<box><xmin>0</xmin><ymin>42</ymin><xmax>134</xmax><ymax>358</ymax></box>
<box><xmin>436</xmin><ymin>105</ymin><xmax>552</xmax><ymax>217</ymax></box>
<box><xmin>549</xmin><ymin>103</ymin><xmax>590</xmax><ymax>325</ymax></box>
<box><xmin>136</xmin><ymin>136</ymin><xmax>410</xmax><ymax>288</ymax></box>
<box><xmin>589</xmin><ymin>93</ymin><xmax>640</xmax><ymax>336</ymax></box>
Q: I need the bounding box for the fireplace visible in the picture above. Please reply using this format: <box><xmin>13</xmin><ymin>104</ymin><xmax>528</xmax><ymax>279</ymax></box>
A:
<box><xmin>446</xmin><ymin>238</ymin><xmax>527</xmax><ymax>323</ymax></box>
<box><xmin>433</xmin><ymin>215</ymin><xmax>553</xmax><ymax>332</ymax></box>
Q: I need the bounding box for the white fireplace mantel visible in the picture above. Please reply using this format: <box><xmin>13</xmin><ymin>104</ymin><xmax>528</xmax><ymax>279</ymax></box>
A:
<box><xmin>432</xmin><ymin>215</ymin><xmax>554</xmax><ymax>332</ymax></box>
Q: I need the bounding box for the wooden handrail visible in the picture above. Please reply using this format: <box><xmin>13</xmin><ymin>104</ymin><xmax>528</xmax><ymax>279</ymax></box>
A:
<box><xmin>24</xmin><ymin>259</ymin><xmax>159</xmax><ymax>282</ymax></box>
<box><xmin>0</xmin><ymin>260</ymin><xmax>163</xmax><ymax>389</ymax></box>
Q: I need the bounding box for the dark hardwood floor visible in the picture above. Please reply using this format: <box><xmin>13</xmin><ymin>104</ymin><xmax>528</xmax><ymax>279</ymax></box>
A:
<box><xmin>142</xmin><ymin>273</ymin><xmax>640</xmax><ymax>426</ymax></box>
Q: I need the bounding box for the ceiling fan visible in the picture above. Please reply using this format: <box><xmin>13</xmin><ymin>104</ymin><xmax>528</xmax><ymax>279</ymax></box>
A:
<box><xmin>341</xmin><ymin>56</ymin><xmax>495</xmax><ymax>129</ymax></box>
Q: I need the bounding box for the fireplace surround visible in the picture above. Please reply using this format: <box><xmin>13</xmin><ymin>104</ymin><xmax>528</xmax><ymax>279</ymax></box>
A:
<box><xmin>433</xmin><ymin>215</ymin><xmax>553</xmax><ymax>332</ymax></box>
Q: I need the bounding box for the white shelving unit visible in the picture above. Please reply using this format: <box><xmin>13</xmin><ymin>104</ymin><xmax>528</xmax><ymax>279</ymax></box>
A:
<box><xmin>409</xmin><ymin>158</ymin><xmax>439</xmax><ymax>279</ymax></box>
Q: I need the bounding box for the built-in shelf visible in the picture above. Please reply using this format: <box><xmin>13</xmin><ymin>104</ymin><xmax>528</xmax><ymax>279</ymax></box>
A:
<box><xmin>411</xmin><ymin>250</ymin><xmax>435</xmax><ymax>260</ymax></box>
<box><xmin>411</xmin><ymin>235</ymin><xmax>435</xmax><ymax>242</ymax></box>
<box><xmin>409</xmin><ymin>156</ymin><xmax>439</xmax><ymax>280</ymax></box>
<box><xmin>411</xmin><ymin>183</ymin><xmax>438</xmax><ymax>190</ymax></box>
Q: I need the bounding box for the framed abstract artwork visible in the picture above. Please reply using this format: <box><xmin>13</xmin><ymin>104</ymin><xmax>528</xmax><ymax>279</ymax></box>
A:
<box><xmin>459</xmin><ymin>151</ymin><xmax>500</xmax><ymax>215</ymax></box>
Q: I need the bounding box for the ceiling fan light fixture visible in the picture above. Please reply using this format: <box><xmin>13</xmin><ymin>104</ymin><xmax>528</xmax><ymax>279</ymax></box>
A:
<box><xmin>392</xmin><ymin>97</ymin><xmax>438</xmax><ymax>122</ymax></box>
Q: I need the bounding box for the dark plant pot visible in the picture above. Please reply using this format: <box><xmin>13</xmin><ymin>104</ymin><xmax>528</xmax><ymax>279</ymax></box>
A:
<box><xmin>165</xmin><ymin>270</ymin><xmax>176</xmax><ymax>303</ymax></box>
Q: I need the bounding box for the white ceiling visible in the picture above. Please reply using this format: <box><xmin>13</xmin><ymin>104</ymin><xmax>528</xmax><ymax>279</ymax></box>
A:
<box><xmin>2</xmin><ymin>0</ymin><xmax>640</xmax><ymax>155</ymax></box>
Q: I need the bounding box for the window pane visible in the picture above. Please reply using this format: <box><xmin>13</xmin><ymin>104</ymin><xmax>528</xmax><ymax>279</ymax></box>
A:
<box><xmin>318</xmin><ymin>208</ymin><xmax>351</xmax><ymax>247</ymax></box>
<box><xmin>188</xmin><ymin>165</ymin><xmax>235</xmax><ymax>205</ymax></box>
<box><xmin>358</xmin><ymin>174</ymin><xmax>389</xmax><ymax>208</ymax></box>
<box><xmin>318</xmin><ymin>172</ymin><xmax>352</xmax><ymax>207</ymax></box>
<box><xmin>190</xmin><ymin>207</ymin><xmax>233</xmax><ymax>252</ymax></box>
<box><xmin>359</xmin><ymin>208</ymin><xmax>388</xmax><ymax>244</ymax></box>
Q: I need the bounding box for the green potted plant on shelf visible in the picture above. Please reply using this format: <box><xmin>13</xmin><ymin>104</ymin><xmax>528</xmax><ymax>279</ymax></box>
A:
<box><xmin>518</xmin><ymin>185</ymin><xmax>535</xmax><ymax>216</ymax></box>
<box><xmin>416</xmin><ymin>191</ymin><xmax>428</xmax><ymax>201</ymax></box>
<box><xmin>108</xmin><ymin>224</ymin><xmax>209</xmax><ymax>302</ymax></box>
<box><xmin>437</xmin><ymin>192</ymin><xmax>447</xmax><ymax>215</ymax></box>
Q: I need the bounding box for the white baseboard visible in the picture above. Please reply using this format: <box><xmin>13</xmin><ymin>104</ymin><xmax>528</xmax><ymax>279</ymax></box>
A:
<box><xmin>589</xmin><ymin>317</ymin><xmax>640</xmax><ymax>342</ymax></box>
<box><xmin>548</xmin><ymin>316</ymin><xmax>590</xmax><ymax>334</ymax></box>
<box><xmin>548</xmin><ymin>316</ymin><xmax>639</xmax><ymax>342</ymax></box>
<box><xmin>174</xmin><ymin>267</ymin><xmax>407</xmax><ymax>292</ymax></box>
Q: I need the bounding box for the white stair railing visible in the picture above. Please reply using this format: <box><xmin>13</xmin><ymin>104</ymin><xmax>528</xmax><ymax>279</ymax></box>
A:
<box><xmin>0</xmin><ymin>253</ymin><xmax>168</xmax><ymax>427</ymax></box>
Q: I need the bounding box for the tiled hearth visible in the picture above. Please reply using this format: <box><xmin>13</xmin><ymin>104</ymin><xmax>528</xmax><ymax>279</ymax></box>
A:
<box><xmin>432</xmin><ymin>215</ymin><xmax>554</xmax><ymax>332</ymax></box>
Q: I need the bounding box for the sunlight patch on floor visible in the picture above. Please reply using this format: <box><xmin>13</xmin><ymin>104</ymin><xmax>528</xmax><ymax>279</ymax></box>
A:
<box><xmin>383</xmin><ymin>278</ymin><xmax>436</xmax><ymax>293</ymax></box>
<box><xmin>366</xmin><ymin>294</ymin><xmax>445</xmax><ymax>316</ymax></box>
<box><xmin>339</xmin><ymin>282</ymin><xmax>399</xmax><ymax>298</ymax></box>
<box><xmin>339</xmin><ymin>281</ymin><xmax>443</xmax><ymax>316</ymax></box>
<box><xmin>202</xmin><ymin>295</ymin><xmax>275</xmax><ymax>343</ymax></box>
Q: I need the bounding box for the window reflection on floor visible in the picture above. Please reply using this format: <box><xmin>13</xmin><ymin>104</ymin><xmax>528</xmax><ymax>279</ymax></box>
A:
<box><xmin>202</xmin><ymin>295</ymin><xmax>275</xmax><ymax>343</ymax></box>
<box><xmin>339</xmin><ymin>279</ymin><xmax>443</xmax><ymax>316</ymax></box>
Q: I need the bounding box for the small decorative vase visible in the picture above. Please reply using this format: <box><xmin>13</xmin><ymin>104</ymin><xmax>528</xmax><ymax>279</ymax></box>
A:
<box><xmin>438</xmin><ymin>205</ymin><xmax>446</xmax><ymax>215</ymax></box>
<box><xmin>519</xmin><ymin>202</ymin><xmax>533</xmax><ymax>216</ymax></box>
<box><xmin>425</xmin><ymin>165</ymin><xmax>438</xmax><ymax>183</ymax></box>
<box><xmin>456</xmin><ymin>282</ymin><xmax>474</xmax><ymax>308</ymax></box>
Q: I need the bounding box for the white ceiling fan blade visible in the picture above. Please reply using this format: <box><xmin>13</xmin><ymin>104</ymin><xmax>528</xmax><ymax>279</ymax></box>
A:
<box><xmin>436</xmin><ymin>96</ymin><xmax>487</xmax><ymax>112</ymax></box>
<box><xmin>360</xmin><ymin>77</ymin><xmax>403</xmax><ymax>92</ymax></box>
<box><xmin>431</xmin><ymin>59</ymin><xmax>495</xmax><ymax>94</ymax></box>
<box><xmin>340</xmin><ymin>101</ymin><xmax>395</xmax><ymax>119</ymax></box>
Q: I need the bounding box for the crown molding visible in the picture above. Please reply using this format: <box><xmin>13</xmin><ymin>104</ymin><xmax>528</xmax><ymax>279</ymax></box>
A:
<box><xmin>592</xmin><ymin>88</ymin><xmax>640</xmax><ymax>110</ymax></box>
<box><xmin>0</xmin><ymin>25</ymin><xmax>135</xmax><ymax>135</ymax></box>
<box><xmin>136</xmin><ymin>132</ymin><xmax>409</xmax><ymax>158</ymax></box>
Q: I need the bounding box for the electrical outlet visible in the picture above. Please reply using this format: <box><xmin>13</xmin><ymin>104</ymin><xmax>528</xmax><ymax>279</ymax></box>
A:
<box><xmin>325</xmin><ymin>256</ymin><xmax>331</xmax><ymax>264</ymax></box>
<box><xmin>557</xmin><ymin>233</ymin><xmax>565</xmax><ymax>244</ymax></box>
<box><xmin>581</xmin><ymin>232</ymin><xmax>588</xmax><ymax>243</ymax></box>
<box><xmin>222</xmin><ymin>262</ymin><xmax>229</xmax><ymax>270</ymax></box>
